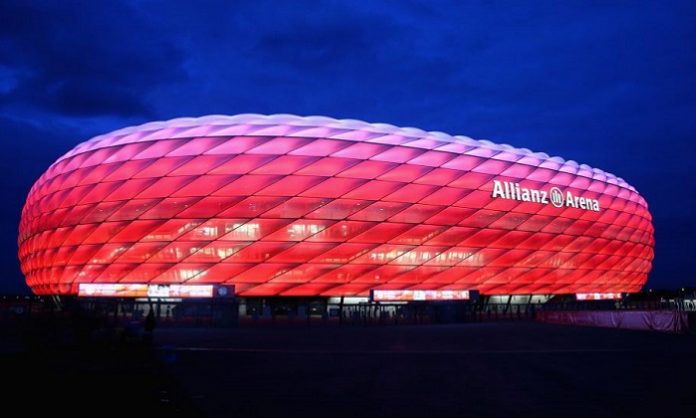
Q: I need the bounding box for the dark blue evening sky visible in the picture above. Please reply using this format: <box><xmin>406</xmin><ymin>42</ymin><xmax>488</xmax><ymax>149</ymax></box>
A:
<box><xmin>1</xmin><ymin>0</ymin><xmax>694</xmax><ymax>293</ymax></box>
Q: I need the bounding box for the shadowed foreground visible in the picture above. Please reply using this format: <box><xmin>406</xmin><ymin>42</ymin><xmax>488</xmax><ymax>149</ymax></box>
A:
<box><xmin>3</xmin><ymin>321</ymin><xmax>695</xmax><ymax>417</ymax></box>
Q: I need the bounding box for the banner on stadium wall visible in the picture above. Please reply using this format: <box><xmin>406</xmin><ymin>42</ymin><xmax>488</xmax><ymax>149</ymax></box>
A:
<box><xmin>370</xmin><ymin>289</ymin><xmax>478</xmax><ymax>302</ymax></box>
<box><xmin>77</xmin><ymin>283</ymin><xmax>233</xmax><ymax>298</ymax></box>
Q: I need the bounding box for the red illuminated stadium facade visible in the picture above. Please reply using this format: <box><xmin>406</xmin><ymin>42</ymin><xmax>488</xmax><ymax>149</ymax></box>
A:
<box><xmin>18</xmin><ymin>114</ymin><xmax>654</xmax><ymax>298</ymax></box>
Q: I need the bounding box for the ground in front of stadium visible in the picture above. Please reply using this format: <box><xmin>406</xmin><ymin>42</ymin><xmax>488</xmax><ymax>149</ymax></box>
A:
<box><xmin>3</xmin><ymin>321</ymin><xmax>695</xmax><ymax>417</ymax></box>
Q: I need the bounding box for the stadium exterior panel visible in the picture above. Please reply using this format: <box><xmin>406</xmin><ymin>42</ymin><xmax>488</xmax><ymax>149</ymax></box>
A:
<box><xmin>18</xmin><ymin>114</ymin><xmax>654</xmax><ymax>297</ymax></box>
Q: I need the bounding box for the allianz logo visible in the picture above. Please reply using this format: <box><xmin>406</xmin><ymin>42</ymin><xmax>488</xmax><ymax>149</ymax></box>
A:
<box><xmin>491</xmin><ymin>180</ymin><xmax>600</xmax><ymax>212</ymax></box>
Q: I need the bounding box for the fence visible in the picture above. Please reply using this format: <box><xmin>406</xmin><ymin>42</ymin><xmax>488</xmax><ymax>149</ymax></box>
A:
<box><xmin>1</xmin><ymin>294</ymin><xmax>694</xmax><ymax>329</ymax></box>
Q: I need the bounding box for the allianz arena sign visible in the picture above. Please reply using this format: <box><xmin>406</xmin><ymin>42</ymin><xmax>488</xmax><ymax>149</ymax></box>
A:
<box><xmin>492</xmin><ymin>180</ymin><xmax>601</xmax><ymax>212</ymax></box>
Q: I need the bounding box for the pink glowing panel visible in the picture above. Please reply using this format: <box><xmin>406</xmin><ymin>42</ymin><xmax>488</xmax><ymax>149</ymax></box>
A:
<box><xmin>19</xmin><ymin>114</ymin><xmax>654</xmax><ymax>297</ymax></box>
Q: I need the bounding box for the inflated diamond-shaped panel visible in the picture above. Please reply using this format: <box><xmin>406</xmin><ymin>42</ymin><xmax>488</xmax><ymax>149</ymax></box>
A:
<box><xmin>18</xmin><ymin>114</ymin><xmax>654</xmax><ymax>296</ymax></box>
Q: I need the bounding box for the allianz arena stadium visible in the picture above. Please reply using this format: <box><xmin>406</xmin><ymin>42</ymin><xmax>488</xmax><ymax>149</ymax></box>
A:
<box><xmin>18</xmin><ymin>114</ymin><xmax>654</xmax><ymax>298</ymax></box>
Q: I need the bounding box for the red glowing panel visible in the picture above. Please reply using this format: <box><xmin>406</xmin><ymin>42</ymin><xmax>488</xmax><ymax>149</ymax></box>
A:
<box><xmin>19</xmin><ymin>114</ymin><xmax>654</xmax><ymax>297</ymax></box>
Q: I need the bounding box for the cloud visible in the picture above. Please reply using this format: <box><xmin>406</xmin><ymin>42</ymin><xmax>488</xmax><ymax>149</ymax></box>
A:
<box><xmin>0</xmin><ymin>0</ymin><xmax>186</xmax><ymax>118</ymax></box>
